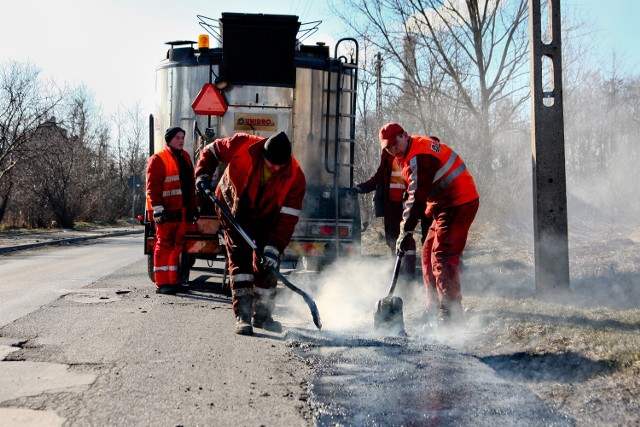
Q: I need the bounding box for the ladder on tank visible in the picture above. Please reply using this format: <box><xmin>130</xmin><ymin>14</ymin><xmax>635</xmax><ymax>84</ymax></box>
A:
<box><xmin>323</xmin><ymin>38</ymin><xmax>359</xmax><ymax>258</ymax></box>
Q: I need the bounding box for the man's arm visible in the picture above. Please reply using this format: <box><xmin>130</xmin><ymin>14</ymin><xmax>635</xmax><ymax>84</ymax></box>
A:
<box><xmin>146</xmin><ymin>155</ymin><xmax>166</xmax><ymax>211</ymax></box>
<box><xmin>401</xmin><ymin>154</ymin><xmax>438</xmax><ymax>233</ymax></box>
<box><xmin>195</xmin><ymin>143</ymin><xmax>220</xmax><ymax>183</ymax></box>
<box><xmin>356</xmin><ymin>152</ymin><xmax>388</xmax><ymax>194</ymax></box>
<box><xmin>267</xmin><ymin>169</ymin><xmax>307</xmax><ymax>252</ymax></box>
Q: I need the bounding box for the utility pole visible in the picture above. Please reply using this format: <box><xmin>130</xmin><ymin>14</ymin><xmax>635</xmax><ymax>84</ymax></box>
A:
<box><xmin>375</xmin><ymin>52</ymin><xmax>382</xmax><ymax>120</ymax></box>
<box><xmin>529</xmin><ymin>0</ymin><xmax>571</xmax><ymax>295</ymax></box>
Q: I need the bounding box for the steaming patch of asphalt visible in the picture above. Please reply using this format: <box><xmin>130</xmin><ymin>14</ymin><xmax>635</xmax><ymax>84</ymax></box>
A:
<box><xmin>286</xmin><ymin>329</ymin><xmax>574</xmax><ymax>426</ymax></box>
<box><xmin>0</xmin><ymin>338</ymin><xmax>96</xmax><ymax>427</ymax></box>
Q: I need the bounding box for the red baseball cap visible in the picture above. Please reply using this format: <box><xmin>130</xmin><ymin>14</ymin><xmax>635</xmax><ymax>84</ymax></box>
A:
<box><xmin>379</xmin><ymin>123</ymin><xmax>405</xmax><ymax>149</ymax></box>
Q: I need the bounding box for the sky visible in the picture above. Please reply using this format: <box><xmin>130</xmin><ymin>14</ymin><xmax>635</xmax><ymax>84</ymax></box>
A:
<box><xmin>2</xmin><ymin>0</ymin><xmax>638</xmax><ymax>118</ymax></box>
<box><xmin>0</xmin><ymin>0</ymin><xmax>347</xmax><ymax>117</ymax></box>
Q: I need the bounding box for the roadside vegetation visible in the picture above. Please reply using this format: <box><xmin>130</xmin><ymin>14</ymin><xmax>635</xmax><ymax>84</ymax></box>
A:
<box><xmin>461</xmin><ymin>294</ymin><xmax>640</xmax><ymax>425</ymax></box>
<box><xmin>0</xmin><ymin>62</ymin><xmax>147</xmax><ymax>230</ymax></box>
<box><xmin>334</xmin><ymin>0</ymin><xmax>640</xmax><ymax>236</ymax></box>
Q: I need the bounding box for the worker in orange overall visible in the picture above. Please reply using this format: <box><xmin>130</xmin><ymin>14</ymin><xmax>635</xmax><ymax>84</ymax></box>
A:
<box><xmin>195</xmin><ymin>131</ymin><xmax>306</xmax><ymax>335</ymax></box>
<box><xmin>379</xmin><ymin>123</ymin><xmax>479</xmax><ymax>325</ymax></box>
<box><xmin>145</xmin><ymin>126</ymin><xmax>198</xmax><ymax>295</ymax></box>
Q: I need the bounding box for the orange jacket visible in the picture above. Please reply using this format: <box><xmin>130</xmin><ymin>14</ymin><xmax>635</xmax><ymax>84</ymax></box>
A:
<box><xmin>399</xmin><ymin>136</ymin><xmax>478</xmax><ymax>232</ymax></box>
<box><xmin>195</xmin><ymin>133</ymin><xmax>306</xmax><ymax>252</ymax></box>
<box><xmin>146</xmin><ymin>147</ymin><xmax>195</xmax><ymax>219</ymax></box>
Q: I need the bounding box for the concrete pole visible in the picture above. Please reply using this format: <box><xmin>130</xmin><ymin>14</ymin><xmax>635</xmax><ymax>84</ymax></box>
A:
<box><xmin>529</xmin><ymin>0</ymin><xmax>571</xmax><ymax>295</ymax></box>
<box><xmin>375</xmin><ymin>52</ymin><xmax>382</xmax><ymax>120</ymax></box>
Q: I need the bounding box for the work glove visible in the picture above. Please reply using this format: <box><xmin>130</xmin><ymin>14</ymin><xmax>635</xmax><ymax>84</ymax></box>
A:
<box><xmin>347</xmin><ymin>186</ymin><xmax>361</xmax><ymax>196</ymax></box>
<box><xmin>153</xmin><ymin>211</ymin><xmax>166</xmax><ymax>224</ymax></box>
<box><xmin>196</xmin><ymin>174</ymin><xmax>212</xmax><ymax>195</ymax></box>
<box><xmin>395</xmin><ymin>230</ymin><xmax>413</xmax><ymax>255</ymax></box>
<box><xmin>261</xmin><ymin>245</ymin><xmax>279</xmax><ymax>269</ymax></box>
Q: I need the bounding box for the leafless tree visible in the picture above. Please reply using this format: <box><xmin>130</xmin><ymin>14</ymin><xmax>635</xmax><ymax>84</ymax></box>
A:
<box><xmin>33</xmin><ymin>121</ymin><xmax>96</xmax><ymax>228</ymax></box>
<box><xmin>331</xmin><ymin>0</ymin><xmax>529</xmax><ymax>149</ymax></box>
<box><xmin>0</xmin><ymin>61</ymin><xmax>60</xmax><ymax>222</ymax></box>
<box><xmin>349</xmin><ymin>38</ymin><xmax>390</xmax><ymax>224</ymax></box>
<box><xmin>112</xmin><ymin>103</ymin><xmax>148</xmax><ymax>180</ymax></box>
<box><xmin>564</xmin><ymin>53</ymin><xmax>640</xmax><ymax>225</ymax></box>
<box><xmin>329</xmin><ymin>0</ymin><xmax>531</xmax><ymax>223</ymax></box>
<box><xmin>107</xmin><ymin>102</ymin><xmax>149</xmax><ymax>220</ymax></box>
<box><xmin>14</xmin><ymin>87</ymin><xmax>107</xmax><ymax>228</ymax></box>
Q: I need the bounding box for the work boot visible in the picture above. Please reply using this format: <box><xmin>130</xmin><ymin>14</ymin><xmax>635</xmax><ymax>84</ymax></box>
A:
<box><xmin>438</xmin><ymin>299</ymin><xmax>464</xmax><ymax>326</ymax></box>
<box><xmin>437</xmin><ymin>307</ymin><xmax>449</xmax><ymax>323</ymax></box>
<box><xmin>232</xmin><ymin>288</ymin><xmax>254</xmax><ymax>336</ymax></box>
<box><xmin>253</xmin><ymin>287</ymin><xmax>282</xmax><ymax>333</ymax></box>
<box><xmin>156</xmin><ymin>284</ymin><xmax>180</xmax><ymax>295</ymax></box>
<box><xmin>235</xmin><ymin>316</ymin><xmax>253</xmax><ymax>335</ymax></box>
<box><xmin>252</xmin><ymin>316</ymin><xmax>283</xmax><ymax>333</ymax></box>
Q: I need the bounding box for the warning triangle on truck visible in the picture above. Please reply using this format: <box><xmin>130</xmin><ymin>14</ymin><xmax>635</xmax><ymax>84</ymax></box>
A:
<box><xmin>191</xmin><ymin>83</ymin><xmax>228</xmax><ymax>116</ymax></box>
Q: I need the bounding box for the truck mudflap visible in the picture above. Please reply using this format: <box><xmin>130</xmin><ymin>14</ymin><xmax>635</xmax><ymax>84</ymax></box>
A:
<box><xmin>184</xmin><ymin>237</ymin><xmax>225</xmax><ymax>254</ymax></box>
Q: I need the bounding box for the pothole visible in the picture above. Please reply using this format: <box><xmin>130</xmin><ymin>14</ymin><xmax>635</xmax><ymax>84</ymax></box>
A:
<box><xmin>62</xmin><ymin>288</ymin><xmax>131</xmax><ymax>304</ymax></box>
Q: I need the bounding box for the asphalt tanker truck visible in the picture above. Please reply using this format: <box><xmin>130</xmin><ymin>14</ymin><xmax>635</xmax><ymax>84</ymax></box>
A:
<box><xmin>142</xmin><ymin>12</ymin><xmax>361</xmax><ymax>283</ymax></box>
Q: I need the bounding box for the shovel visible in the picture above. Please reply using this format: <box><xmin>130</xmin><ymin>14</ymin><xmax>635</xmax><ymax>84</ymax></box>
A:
<box><xmin>373</xmin><ymin>252</ymin><xmax>406</xmax><ymax>336</ymax></box>
<box><xmin>201</xmin><ymin>187</ymin><xmax>322</xmax><ymax>330</ymax></box>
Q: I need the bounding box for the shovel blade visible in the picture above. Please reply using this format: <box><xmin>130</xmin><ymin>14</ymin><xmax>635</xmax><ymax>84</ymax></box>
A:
<box><xmin>373</xmin><ymin>296</ymin><xmax>406</xmax><ymax>336</ymax></box>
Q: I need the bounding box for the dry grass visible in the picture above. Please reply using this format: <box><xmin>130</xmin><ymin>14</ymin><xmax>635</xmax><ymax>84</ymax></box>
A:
<box><xmin>464</xmin><ymin>296</ymin><xmax>640</xmax><ymax>369</ymax></box>
<box><xmin>459</xmin><ymin>296</ymin><xmax>640</xmax><ymax>425</ymax></box>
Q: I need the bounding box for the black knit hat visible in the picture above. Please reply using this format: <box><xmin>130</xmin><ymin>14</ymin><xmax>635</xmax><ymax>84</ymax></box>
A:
<box><xmin>262</xmin><ymin>131</ymin><xmax>291</xmax><ymax>165</ymax></box>
<box><xmin>164</xmin><ymin>126</ymin><xmax>185</xmax><ymax>143</ymax></box>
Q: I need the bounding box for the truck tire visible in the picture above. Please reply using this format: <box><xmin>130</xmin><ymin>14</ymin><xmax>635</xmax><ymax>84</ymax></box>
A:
<box><xmin>147</xmin><ymin>254</ymin><xmax>155</xmax><ymax>282</ymax></box>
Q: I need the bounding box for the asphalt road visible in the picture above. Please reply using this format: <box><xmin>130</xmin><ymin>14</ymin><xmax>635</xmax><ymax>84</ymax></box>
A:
<box><xmin>0</xmin><ymin>234</ymin><xmax>143</xmax><ymax>326</ymax></box>
<box><xmin>0</xmin><ymin>232</ymin><xmax>574</xmax><ymax>426</ymax></box>
<box><xmin>0</xmin><ymin>234</ymin><xmax>314</xmax><ymax>426</ymax></box>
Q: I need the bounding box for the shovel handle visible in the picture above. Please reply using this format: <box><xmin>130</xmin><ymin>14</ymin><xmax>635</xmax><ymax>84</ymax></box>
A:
<box><xmin>387</xmin><ymin>251</ymin><xmax>404</xmax><ymax>297</ymax></box>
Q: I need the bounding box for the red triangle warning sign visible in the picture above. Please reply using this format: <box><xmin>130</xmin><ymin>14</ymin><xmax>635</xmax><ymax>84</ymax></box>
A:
<box><xmin>191</xmin><ymin>83</ymin><xmax>228</xmax><ymax>116</ymax></box>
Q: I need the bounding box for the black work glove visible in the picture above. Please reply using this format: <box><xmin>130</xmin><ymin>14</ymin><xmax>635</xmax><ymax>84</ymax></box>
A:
<box><xmin>153</xmin><ymin>211</ymin><xmax>166</xmax><ymax>224</ymax></box>
<box><xmin>347</xmin><ymin>186</ymin><xmax>361</xmax><ymax>196</ymax></box>
<box><xmin>261</xmin><ymin>245</ymin><xmax>279</xmax><ymax>269</ymax></box>
<box><xmin>196</xmin><ymin>175</ymin><xmax>212</xmax><ymax>195</ymax></box>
